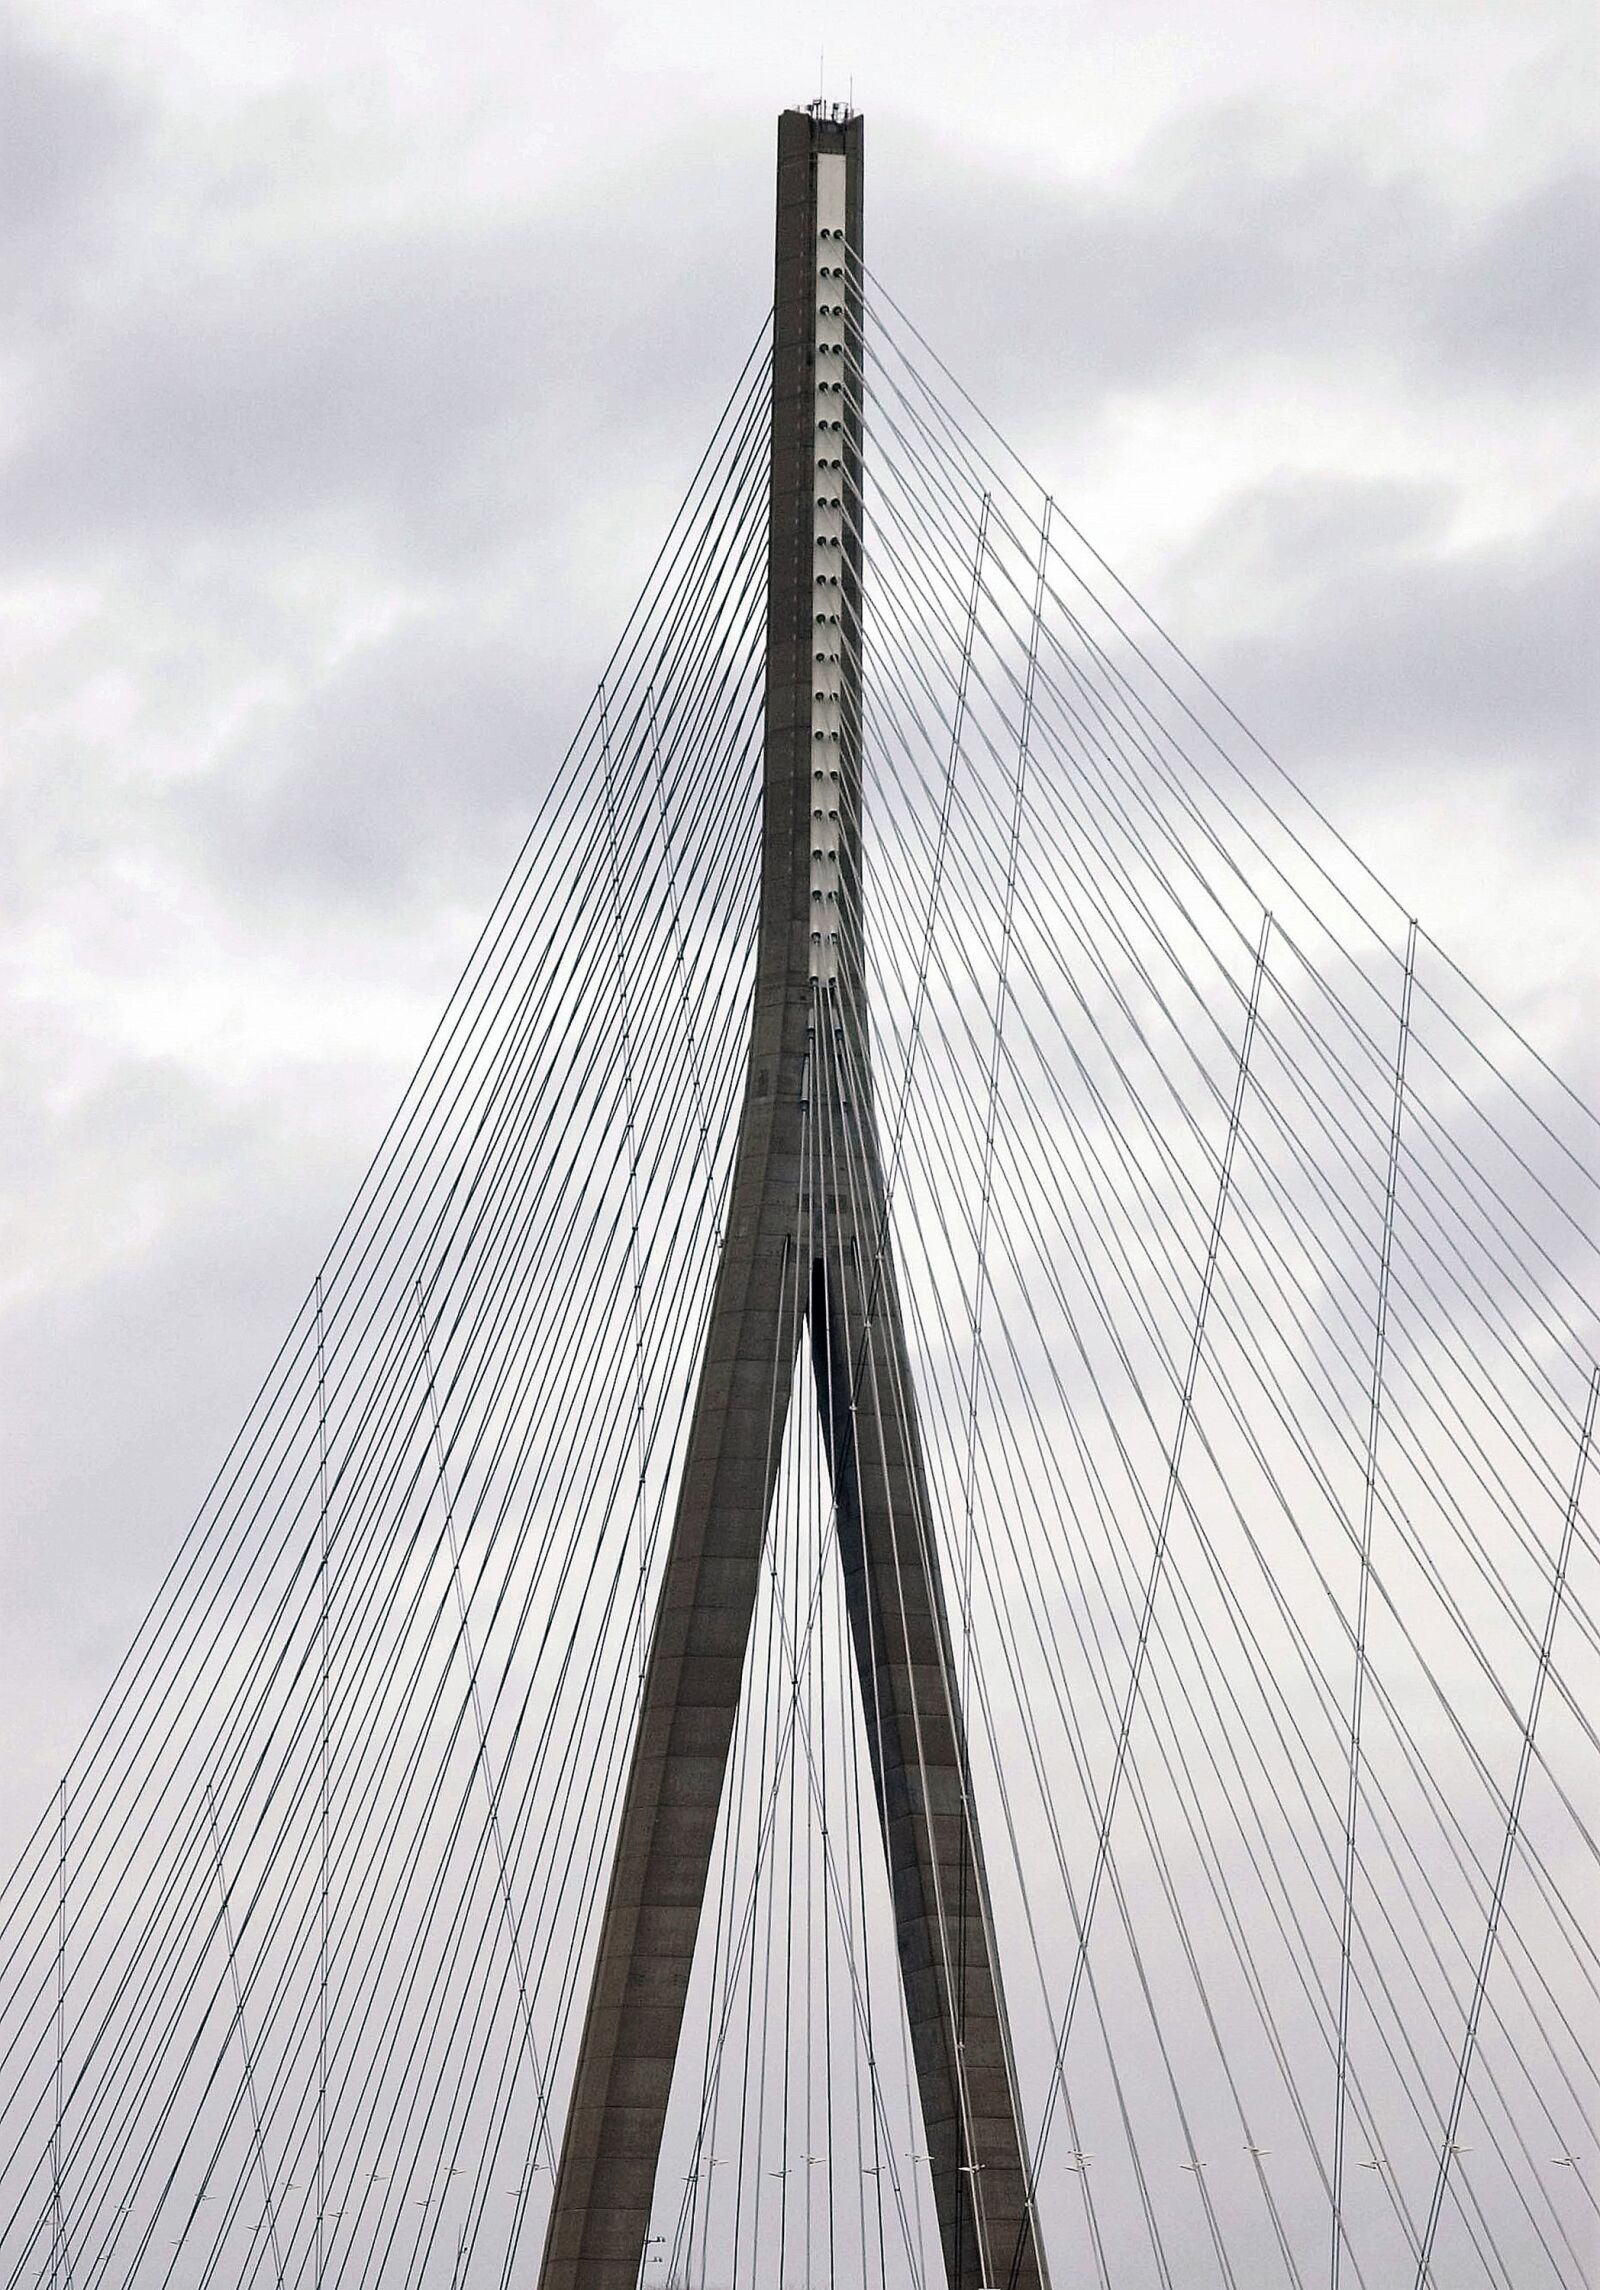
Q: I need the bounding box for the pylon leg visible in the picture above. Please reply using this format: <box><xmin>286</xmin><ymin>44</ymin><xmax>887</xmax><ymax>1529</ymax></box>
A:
<box><xmin>534</xmin><ymin>1105</ymin><xmax>809</xmax><ymax>2289</ymax></box>
<box><xmin>812</xmin><ymin>1190</ymin><xmax>1049</xmax><ymax>2290</ymax></box>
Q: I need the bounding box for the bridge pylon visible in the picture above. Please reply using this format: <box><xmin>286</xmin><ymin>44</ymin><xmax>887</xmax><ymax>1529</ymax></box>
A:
<box><xmin>535</xmin><ymin>105</ymin><xmax>1050</xmax><ymax>2290</ymax></box>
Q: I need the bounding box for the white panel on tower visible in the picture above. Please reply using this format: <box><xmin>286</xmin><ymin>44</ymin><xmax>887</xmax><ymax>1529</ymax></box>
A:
<box><xmin>809</xmin><ymin>151</ymin><xmax>848</xmax><ymax>986</ymax></box>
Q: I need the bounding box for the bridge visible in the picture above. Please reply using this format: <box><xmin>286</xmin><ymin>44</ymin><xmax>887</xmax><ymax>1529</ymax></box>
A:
<box><xmin>1</xmin><ymin>105</ymin><xmax>1596</xmax><ymax>2290</ymax></box>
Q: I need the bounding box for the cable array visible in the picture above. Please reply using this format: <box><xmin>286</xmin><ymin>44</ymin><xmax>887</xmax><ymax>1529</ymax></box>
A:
<box><xmin>1</xmin><ymin>258</ymin><xmax>1596</xmax><ymax>2290</ymax></box>
<box><xmin>0</xmin><ymin>331</ymin><xmax>773</xmax><ymax>2290</ymax></box>
<box><xmin>834</xmin><ymin>257</ymin><xmax>1600</xmax><ymax>2289</ymax></box>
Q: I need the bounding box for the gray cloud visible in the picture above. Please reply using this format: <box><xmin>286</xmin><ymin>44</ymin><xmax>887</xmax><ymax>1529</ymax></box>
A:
<box><xmin>0</xmin><ymin>130</ymin><xmax>764</xmax><ymax>570</ymax></box>
<box><xmin>0</xmin><ymin>1047</ymin><xmax>381</xmax><ymax>1832</ymax></box>
<box><xmin>7</xmin><ymin>73</ymin><xmax>1589</xmax><ymax>957</ymax></box>
<box><xmin>1425</xmin><ymin>167</ymin><xmax>1600</xmax><ymax>385</ymax></box>
<box><xmin>4</xmin><ymin>86</ymin><xmax>1594</xmax><ymax>590</ymax></box>
<box><xmin>0</xmin><ymin>16</ymin><xmax>143</xmax><ymax>307</ymax></box>
<box><xmin>874</xmin><ymin>107</ymin><xmax>1600</xmax><ymax>415</ymax></box>
<box><xmin>1169</xmin><ymin>478</ymin><xmax>1600</xmax><ymax>798</ymax></box>
<box><xmin>186</xmin><ymin>612</ymin><xmax>582</xmax><ymax>905</ymax></box>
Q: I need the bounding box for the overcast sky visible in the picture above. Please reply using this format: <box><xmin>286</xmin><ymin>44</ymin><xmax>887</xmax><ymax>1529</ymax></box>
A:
<box><xmin>1</xmin><ymin>0</ymin><xmax>1595</xmax><ymax>1849</ymax></box>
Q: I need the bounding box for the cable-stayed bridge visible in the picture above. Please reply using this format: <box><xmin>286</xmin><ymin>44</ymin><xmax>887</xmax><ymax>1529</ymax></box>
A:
<box><xmin>2</xmin><ymin>104</ymin><xmax>1596</xmax><ymax>2290</ymax></box>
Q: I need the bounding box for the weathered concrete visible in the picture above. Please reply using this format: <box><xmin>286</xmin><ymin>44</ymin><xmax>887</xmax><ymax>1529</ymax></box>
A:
<box><xmin>536</xmin><ymin>108</ymin><xmax>1049</xmax><ymax>2290</ymax></box>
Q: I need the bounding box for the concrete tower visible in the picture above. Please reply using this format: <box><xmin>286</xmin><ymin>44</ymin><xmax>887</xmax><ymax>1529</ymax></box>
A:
<box><xmin>537</xmin><ymin>107</ymin><xmax>1049</xmax><ymax>2290</ymax></box>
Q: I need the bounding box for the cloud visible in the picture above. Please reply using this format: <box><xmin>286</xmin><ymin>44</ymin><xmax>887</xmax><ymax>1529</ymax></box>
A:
<box><xmin>1425</xmin><ymin>167</ymin><xmax>1600</xmax><ymax>385</ymax></box>
<box><xmin>1170</xmin><ymin>477</ymin><xmax>1600</xmax><ymax>792</ymax></box>
<box><xmin>0</xmin><ymin>17</ymin><xmax>144</xmax><ymax>307</ymax></box>
<box><xmin>186</xmin><ymin>611</ymin><xmax>582</xmax><ymax>906</ymax></box>
<box><xmin>4</xmin><ymin>74</ymin><xmax>1593</xmax><ymax>591</ymax></box>
<box><xmin>0</xmin><ymin>125</ymin><xmax>764</xmax><ymax>572</ymax></box>
<box><xmin>0</xmin><ymin>1045</ymin><xmax>376</xmax><ymax>1830</ymax></box>
<box><xmin>872</xmin><ymin>107</ymin><xmax>1600</xmax><ymax>417</ymax></box>
<box><xmin>1146</xmin><ymin>471</ymin><xmax>1600</xmax><ymax>1102</ymax></box>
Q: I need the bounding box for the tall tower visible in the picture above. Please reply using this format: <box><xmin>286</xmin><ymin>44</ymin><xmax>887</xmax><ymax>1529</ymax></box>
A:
<box><xmin>537</xmin><ymin>107</ymin><xmax>1050</xmax><ymax>2290</ymax></box>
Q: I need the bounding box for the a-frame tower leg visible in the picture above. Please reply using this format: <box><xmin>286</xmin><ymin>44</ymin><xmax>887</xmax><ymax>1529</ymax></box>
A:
<box><xmin>810</xmin><ymin>1130</ymin><xmax>1048</xmax><ymax>2290</ymax></box>
<box><xmin>536</xmin><ymin>107</ymin><xmax>1049</xmax><ymax>2290</ymax></box>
